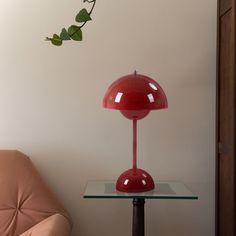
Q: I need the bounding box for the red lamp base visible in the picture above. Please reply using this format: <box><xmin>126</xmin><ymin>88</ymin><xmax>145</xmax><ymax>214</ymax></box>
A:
<box><xmin>116</xmin><ymin>168</ymin><xmax>155</xmax><ymax>193</ymax></box>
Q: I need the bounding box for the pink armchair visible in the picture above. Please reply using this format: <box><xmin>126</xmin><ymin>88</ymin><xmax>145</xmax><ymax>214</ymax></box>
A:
<box><xmin>0</xmin><ymin>150</ymin><xmax>72</xmax><ymax>236</ymax></box>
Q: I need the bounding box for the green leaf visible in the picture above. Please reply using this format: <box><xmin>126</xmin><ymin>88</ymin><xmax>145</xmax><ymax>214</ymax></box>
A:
<box><xmin>51</xmin><ymin>34</ymin><xmax>63</xmax><ymax>46</ymax></box>
<box><xmin>68</xmin><ymin>25</ymin><xmax>83</xmax><ymax>41</ymax></box>
<box><xmin>60</xmin><ymin>28</ymin><xmax>71</xmax><ymax>40</ymax></box>
<box><xmin>75</xmin><ymin>8</ymin><xmax>92</xmax><ymax>23</ymax></box>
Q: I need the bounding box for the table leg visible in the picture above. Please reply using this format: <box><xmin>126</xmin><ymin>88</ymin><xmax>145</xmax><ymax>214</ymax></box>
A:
<box><xmin>132</xmin><ymin>198</ymin><xmax>145</xmax><ymax>236</ymax></box>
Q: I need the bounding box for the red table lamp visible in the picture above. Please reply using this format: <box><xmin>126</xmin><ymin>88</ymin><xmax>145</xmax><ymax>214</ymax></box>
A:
<box><xmin>103</xmin><ymin>72</ymin><xmax>168</xmax><ymax>192</ymax></box>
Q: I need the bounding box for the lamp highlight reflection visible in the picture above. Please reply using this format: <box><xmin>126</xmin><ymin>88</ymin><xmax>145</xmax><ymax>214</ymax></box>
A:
<box><xmin>103</xmin><ymin>72</ymin><xmax>168</xmax><ymax>192</ymax></box>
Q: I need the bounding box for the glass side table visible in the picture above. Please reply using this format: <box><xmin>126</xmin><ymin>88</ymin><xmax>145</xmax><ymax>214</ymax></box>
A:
<box><xmin>84</xmin><ymin>181</ymin><xmax>198</xmax><ymax>236</ymax></box>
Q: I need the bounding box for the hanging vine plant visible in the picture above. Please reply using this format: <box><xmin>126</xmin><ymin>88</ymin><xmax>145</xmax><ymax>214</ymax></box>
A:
<box><xmin>46</xmin><ymin>0</ymin><xmax>97</xmax><ymax>46</ymax></box>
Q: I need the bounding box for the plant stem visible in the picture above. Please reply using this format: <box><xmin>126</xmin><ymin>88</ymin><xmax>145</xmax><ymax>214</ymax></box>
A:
<box><xmin>79</xmin><ymin>0</ymin><xmax>96</xmax><ymax>30</ymax></box>
<box><xmin>46</xmin><ymin>0</ymin><xmax>97</xmax><ymax>42</ymax></box>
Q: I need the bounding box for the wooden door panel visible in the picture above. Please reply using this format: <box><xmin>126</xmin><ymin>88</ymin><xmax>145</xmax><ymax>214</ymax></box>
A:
<box><xmin>219</xmin><ymin>153</ymin><xmax>235</xmax><ymax>235</ymax></box>
<box><xmin>220</xmin><ymin>0</ymin><xmax>232</xmax><ymax>16</ymax></box>
<box><xmin>218</xmin><ymin>8</ymin><xmax>235</xmax><ymax>236</ymax></box>
<box><xmin>219</xmin><ymin>10</ymin><xmax>234</xmax><ymax>145</ymax></box>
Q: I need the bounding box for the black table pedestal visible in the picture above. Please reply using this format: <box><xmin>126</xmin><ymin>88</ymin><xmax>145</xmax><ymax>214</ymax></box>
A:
<box><xmin>132</xmin><ymin>198</ymin><xmax>145</xmax><ymax>236</ymax></box>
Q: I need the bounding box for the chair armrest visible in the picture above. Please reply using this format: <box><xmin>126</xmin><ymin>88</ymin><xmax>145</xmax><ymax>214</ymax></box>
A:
<box><xmin>20</xmin><ymin>214</ymin><xmax>72</xmax><ymax>236</ymax></box>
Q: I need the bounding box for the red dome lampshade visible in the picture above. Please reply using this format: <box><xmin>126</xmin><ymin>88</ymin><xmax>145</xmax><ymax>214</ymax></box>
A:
<box><xmin>103</xmin><ymin>72</ymin><xmax>168</xmax><ymax>193</ymax></box>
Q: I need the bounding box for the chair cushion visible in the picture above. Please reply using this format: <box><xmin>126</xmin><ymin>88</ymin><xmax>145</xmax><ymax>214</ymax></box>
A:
<box><xmin>19</xmin><ymin>214</ymin><xmax>71</xmax><ymax>236</ymax></box>
<box><xmin>0</xmin><ymin>150</ymin><xmax>71</xmax><ymax>236</ymax></box>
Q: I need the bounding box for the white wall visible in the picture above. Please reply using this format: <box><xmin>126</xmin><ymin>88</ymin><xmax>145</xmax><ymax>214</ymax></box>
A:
<box><xmin>0</xmin><ymin>0</ymin><xmax>216</xmax><ymax>235</ymax></box>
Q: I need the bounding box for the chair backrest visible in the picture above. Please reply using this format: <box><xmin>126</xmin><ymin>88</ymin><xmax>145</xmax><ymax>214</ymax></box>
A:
<box><xmin>0</xmin><ymin>150</ymin><xmax>71</xmax><ymax>236</ymax></box>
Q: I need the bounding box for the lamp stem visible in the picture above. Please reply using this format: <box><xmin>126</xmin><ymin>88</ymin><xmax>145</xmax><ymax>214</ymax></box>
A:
<box><xmin>133</xmin><ymin>119</ymin><xmax>137</xmax><ymax>172</ymax></box>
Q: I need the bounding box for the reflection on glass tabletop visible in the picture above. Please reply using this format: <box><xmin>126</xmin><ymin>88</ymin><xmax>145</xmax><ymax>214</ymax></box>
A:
<box><xmin>83</xmin><ymin>181</ymin><xmax>198</xmax><ymax>199</ymax></box>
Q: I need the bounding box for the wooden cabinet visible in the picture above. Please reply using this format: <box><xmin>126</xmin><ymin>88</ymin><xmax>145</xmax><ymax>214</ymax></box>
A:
<box><xmin>216</xmin><ymin>0</ymin><xmax>235</xmax><ymax>235</ymax></box>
